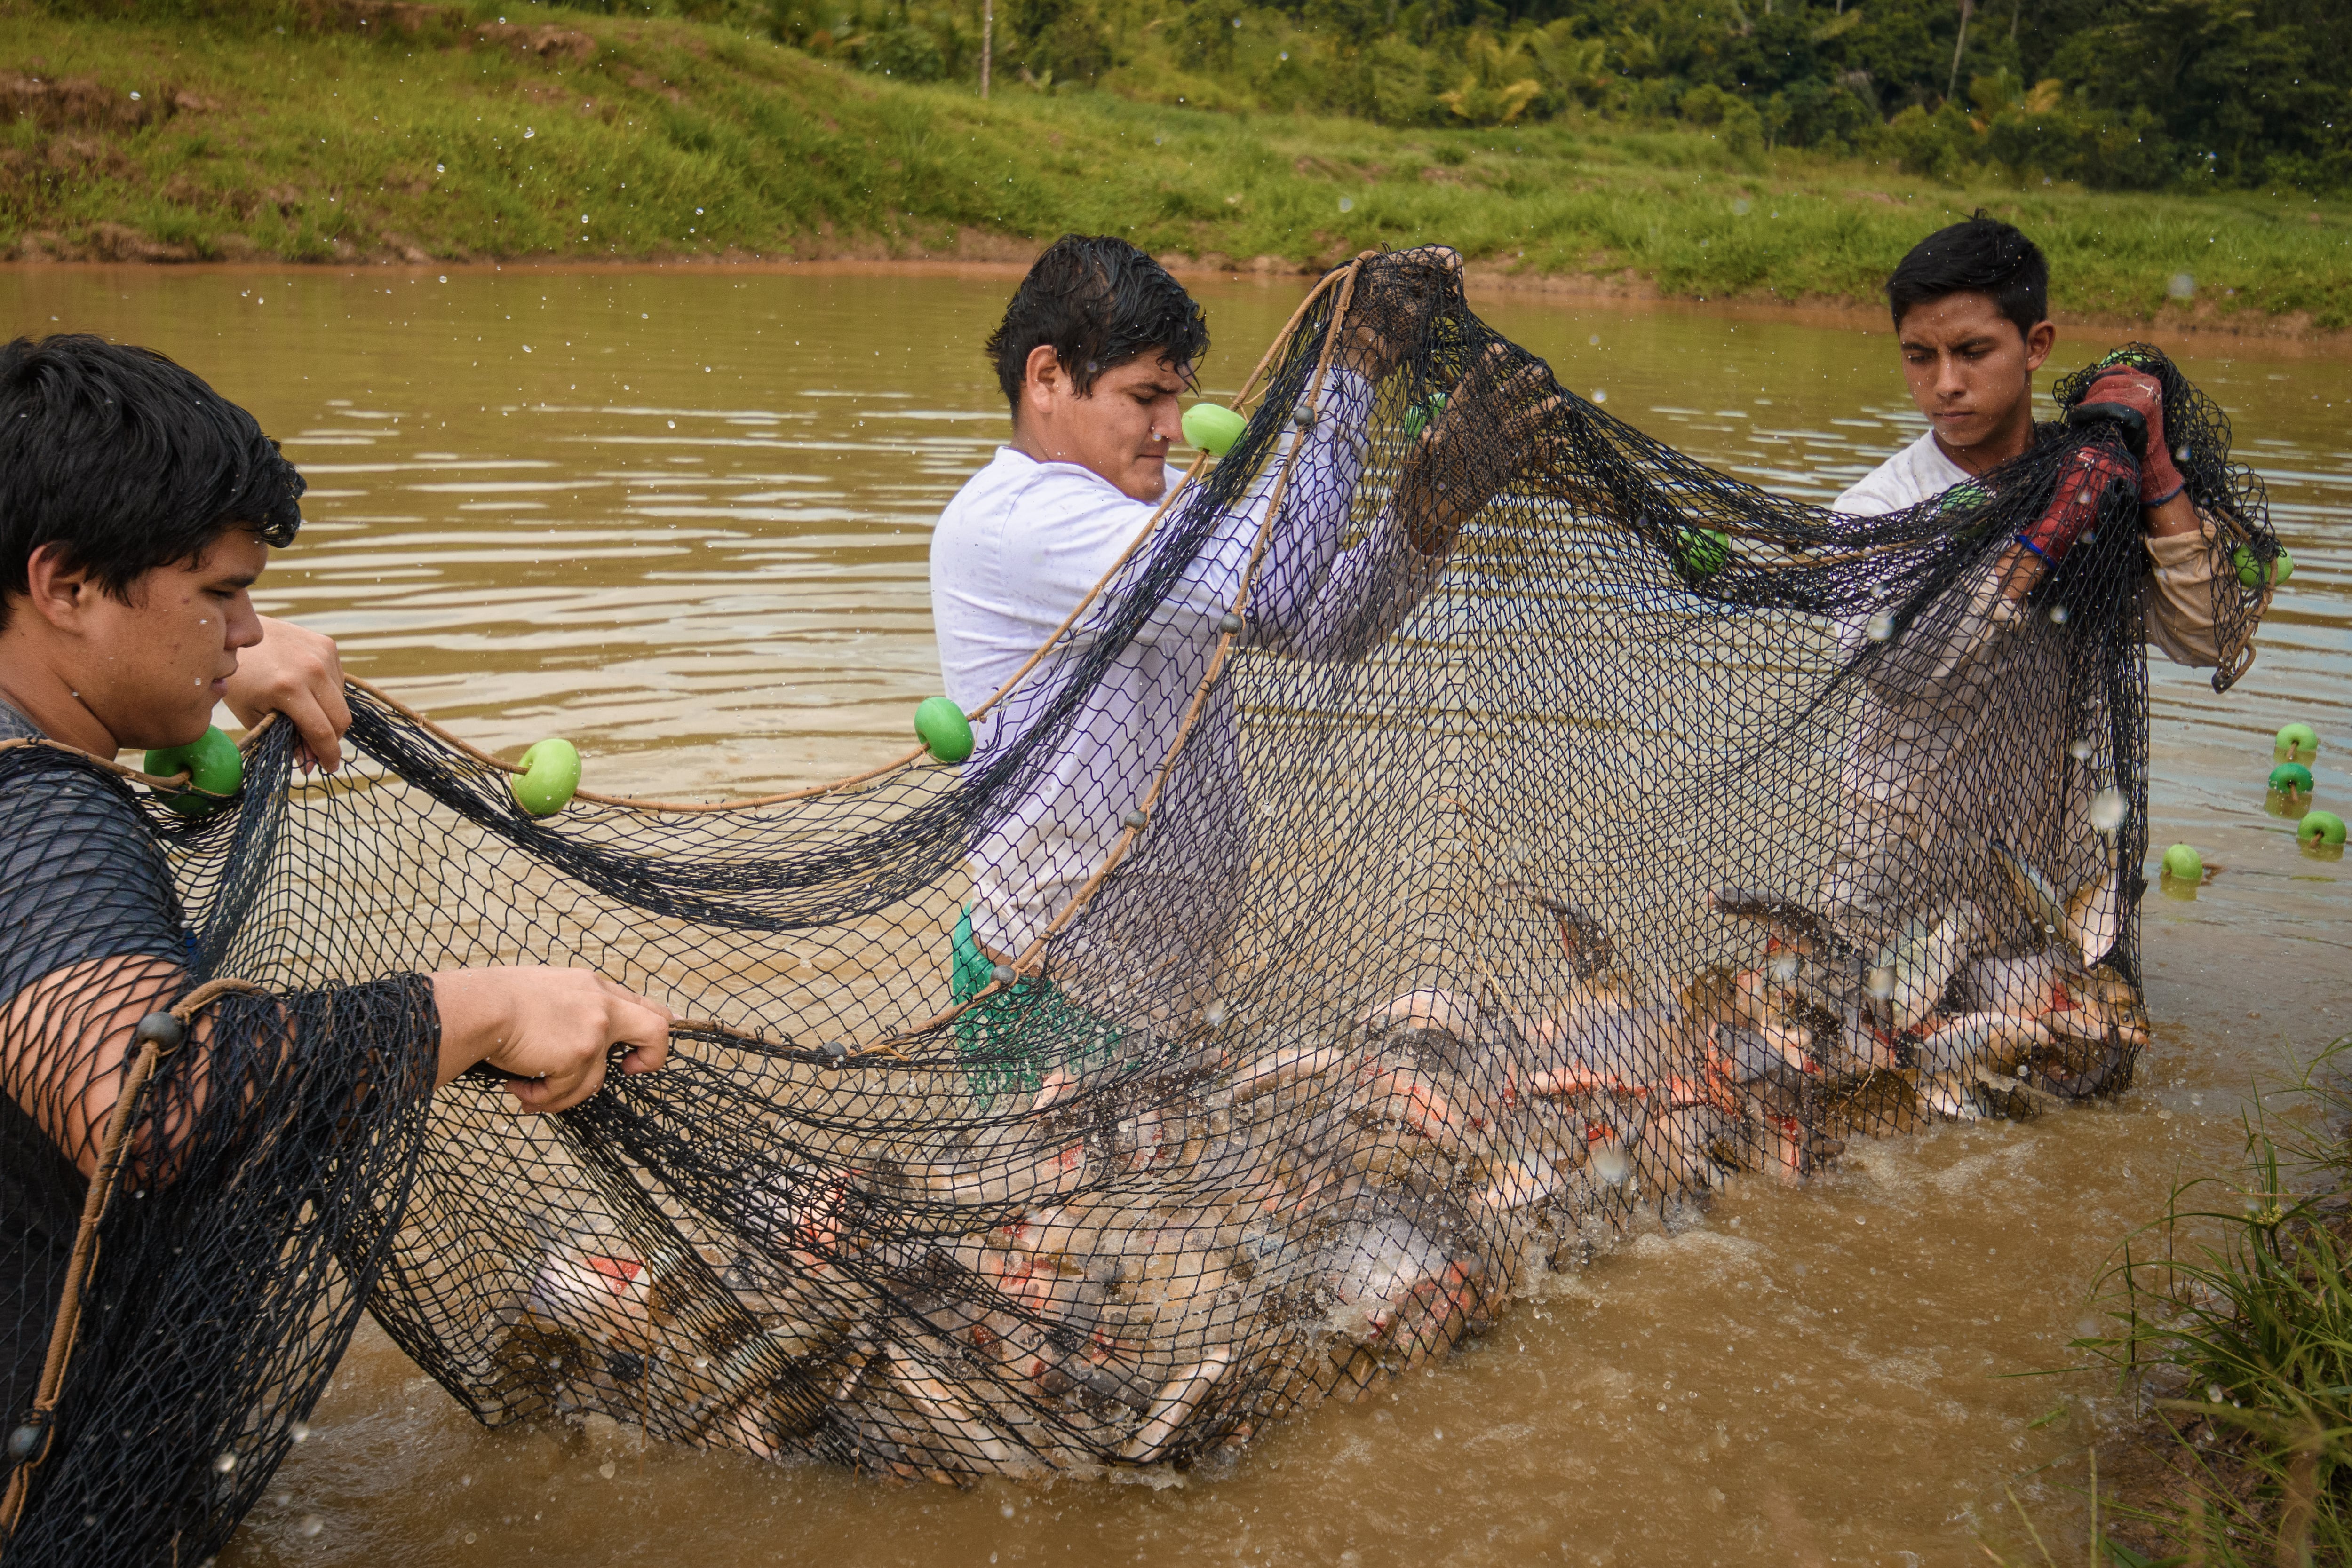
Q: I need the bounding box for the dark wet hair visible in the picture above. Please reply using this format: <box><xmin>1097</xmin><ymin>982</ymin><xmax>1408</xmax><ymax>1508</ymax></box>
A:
<box><xmin>986</xmin><ymin>235</ymin><xmax>1210</xmax><ymax>415</ymax></box>
<box><xmin>1885</xmin><ymin>212</ymin><xmax>2050</xmax><ymax>342</ymax></box>
<box><xmin>0</xmin><ymin>335</ymin><xmax>302</xmax><ymax>630</ymax></box>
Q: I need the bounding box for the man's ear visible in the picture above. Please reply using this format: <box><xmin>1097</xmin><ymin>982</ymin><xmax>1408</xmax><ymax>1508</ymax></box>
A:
<box><xmin>18</xmin><ymin>543</ymin><xmax>102</xmax><ymax>633</ymax></box>
<box><xmin>1022</xmin><ymin>344</ymin><xmax>1066</xmax><ymax>422</ymax></box>
<box><xmin>2023</xmin><ymin>319</ymin><xmax>2056</xmax><ymax>374</ymax></box>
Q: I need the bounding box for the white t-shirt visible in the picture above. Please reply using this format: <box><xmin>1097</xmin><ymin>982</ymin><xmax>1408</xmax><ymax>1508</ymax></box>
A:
<box><xmin>1831</xmin><ymin>428</ymin><xmax>1970</xmax><ymax>516</ymax></box>
<box><xmin>931</xmin><ymin>370</ymin><xmax>1442</xmax><ymax>968</ymax></box>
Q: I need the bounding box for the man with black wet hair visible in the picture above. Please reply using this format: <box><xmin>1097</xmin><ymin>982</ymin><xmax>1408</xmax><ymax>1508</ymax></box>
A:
<box><xmin>1819</xmin><ymin>215</ymin><xmax>2242</xmax><ymax>951</ymax></box>
<box><xmin>0</xmin><ymin>335</ymin><xmax>673</xmax><ymax>1528</ymax></box>
<box><xmin>930</xmin><ymin>238</ymin><xmax>1540</xmax><ymax>1092</ymax></box>
<box><xmin>1836</xmin><ymin>213</ymin><xmax>2216</xmax><ymax>661</ymax></box>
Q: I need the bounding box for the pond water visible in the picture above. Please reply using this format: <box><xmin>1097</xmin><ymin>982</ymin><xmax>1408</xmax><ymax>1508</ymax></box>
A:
<box><xmin>3</xmin><ymin>264</ymin><xmax>2345</xmax><ymax>1566</ymax></box>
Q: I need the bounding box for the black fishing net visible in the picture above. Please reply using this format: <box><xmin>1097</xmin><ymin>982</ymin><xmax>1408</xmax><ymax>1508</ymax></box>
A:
<box><xmin>0</xmin><ymin>251</ymin><xmax>2279</xmax><ymax>1554</ymax></box>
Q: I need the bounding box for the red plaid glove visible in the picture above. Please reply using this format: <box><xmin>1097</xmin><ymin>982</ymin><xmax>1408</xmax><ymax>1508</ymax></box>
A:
<box><xmin>2017</xmin><ymin>442</ymin><xmax>2137</xmax><ymax>568</ymax></box>
<box><xmin>2076</xmin><ymin>370</ymin><xmax>2186</xmax><ymax>505</ymax></box>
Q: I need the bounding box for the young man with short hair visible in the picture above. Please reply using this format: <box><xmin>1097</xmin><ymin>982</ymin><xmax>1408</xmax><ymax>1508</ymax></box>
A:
<box><xmin>1822</xmin><ymin>215</ymin><xmax>2244</xmax><ymax>950</ymax></box>
<box><xmin>930</xmin><ymin>238</ymin><xmax>1542</xmax><ymax>1090</ymax></box>
<box><xmin>0</xmin><ymin>334</ymin><xmax>673</xmax><ymax>1555</ymax></box>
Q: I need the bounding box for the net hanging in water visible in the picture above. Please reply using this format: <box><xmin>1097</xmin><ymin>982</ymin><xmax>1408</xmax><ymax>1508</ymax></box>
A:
<box><xmin>0</xmin><ymin>250</ymin><xmax>2279</xmax><ymax>1557</ymax></box>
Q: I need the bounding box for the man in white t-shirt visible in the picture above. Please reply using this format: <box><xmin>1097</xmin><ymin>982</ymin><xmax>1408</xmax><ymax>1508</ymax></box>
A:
<box><xmin>930</xmin><ymin>238</ymin><xmax>1539</xmax><ymax>1095</ymax></box>
<box><xmin>1820</xmin><ymin>214</ymin><xmax>2244</xmax><ymax>954</ymax></box>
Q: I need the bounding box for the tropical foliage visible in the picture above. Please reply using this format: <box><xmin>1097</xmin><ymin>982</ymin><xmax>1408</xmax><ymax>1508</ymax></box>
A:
<box><xmin>746</xmin><ymin>0</ymin><xmax>2352</xmax><ymax>191</ymax></box>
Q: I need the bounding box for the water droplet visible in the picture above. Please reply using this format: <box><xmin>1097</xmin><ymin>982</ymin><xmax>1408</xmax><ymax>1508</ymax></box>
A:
<box><xmin>2168</xmin><ymin>272</ymin><xmax>2194</xmax><ymax>300</ymax></box>
<box><xmin>2048</xmin><ymin>603</ymin><xmax>2069</xmax><ymax>625</ymax></box>
<box><xmin>1866</xmin><ymin>612</ymin><xmax>1895</xmax><ymax>643</ymax></box>
<box><xmin>1590</xmin><ymin>1144</ymin><xmax>1632</xmax><ymax>1188</ymax></box>
<box><xmin>1588</xmin><ymin>334</ymin><xmax>1600</xmax><ymax>347</ymax></box>
<box><xmin>523</xmin><ymin>126</ymin><xmax>536</xmax><ymax>139</ymax></box>
<box><xmin>1866</xmin><ymin>966</ymin><xmax>1895</xmax><ymax>1000</ymax></box>
<box><xmin>1337</xmin><ymin>196</ymin><xmax>1354</xmax><ymax>214</ymax></box>
<box><xmin>2208</xmin><ymin>1383</ymin><xmax>2225</xmax><ymax>1404</ymax></box>
<box><xmin>289</xmin><ymin>1422</ymin><xmax>310</xmax><ymax>1444</ymax></box>
<box><xmin>1590</xmin><ymin>389</ymin><xmax>1607</xmax><ymax>404</ymax></box>
<box><xmin>2074</xmin><ymin>487</ymin><xmax>2094</xmax><ymax>506</ymax></box>
<box><xmin>2089</xmin><ymin>787</ymin><xmax>2126</xmax><ymax>835</ymax></box>
<box><xmin>1202</xmin><ymin>1002</ymin><xmax>1228</xmax><ymax>1029</ymax></box>
<box><xmin>298</xmin><ymin>1514</ymin><xmax>324</xmax><ymax>1538</ymax></box>
<box><xmin>214</xmin><ymin>1452</ymin><xmax>237</xmax><ymax>1473</ymax></box>
<box><xmin>1732</xmin><ymin>198</ymin><xmax>1751</xmax><ymax>215</ymax></box>
<box><xmin>2068</xmin><ymin>737</ymin><xmax>2094</xmax><ymax>761</ymax></box>
<box><xmin>1766</xmin><ymin>953</ymin><xmax>1798</xmax><ymax>984</ymax></box>
<box><xmin>2175</xmin><ymin>445</ymin><xmax>2190</xmax><ymax>464</ymax></box>
<box><xmin>598</xmin><ymin>1460</ymin><xmax>617</xmax><ymax>1479</ymax></box>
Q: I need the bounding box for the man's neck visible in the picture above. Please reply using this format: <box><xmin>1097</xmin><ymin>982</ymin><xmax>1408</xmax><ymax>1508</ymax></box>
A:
<box><xmin>1931</xmin><ymin>405</ymin><xmax>2038</xmax><ymax>479</ymax></box>
<box><xmin>0</xmin><ymin>645</ymin><xmax>115</xmax><ymax>755</ymax></box>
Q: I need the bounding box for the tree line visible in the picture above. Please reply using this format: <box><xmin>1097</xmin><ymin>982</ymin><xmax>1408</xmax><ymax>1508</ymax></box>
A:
<box><xmin>760</xmin><ymin>0</ymin><xmax>2347</xmax><ymax>193</ymax></box>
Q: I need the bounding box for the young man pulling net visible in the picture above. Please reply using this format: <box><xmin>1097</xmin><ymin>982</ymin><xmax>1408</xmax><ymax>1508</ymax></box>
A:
<box><xmin>930</xmin><ymin>238</ymin><xmax>1550</xmax><ymax>1101</ymax></box>
<box><xmin>1817</xmin><ymin>214</ymin><xmax>2256</xmax><ymax>1005</ymax></box>
<box><xmin>0</xmin><ymin>336</ymin><xmax>673</xmax><ymax>1562</ymax></box>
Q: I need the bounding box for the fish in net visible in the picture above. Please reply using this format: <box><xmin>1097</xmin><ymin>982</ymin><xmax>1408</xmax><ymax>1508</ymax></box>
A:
<box><xmin>0</xmin><ymin>250</ymin><xmax>2279</xmax><ymax>1553</ymax></box>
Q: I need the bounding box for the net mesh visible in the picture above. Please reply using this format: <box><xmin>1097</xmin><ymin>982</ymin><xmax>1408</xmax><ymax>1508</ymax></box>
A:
<box><xmin>0</xmin><ymin>252</ymin><xmax>2279</xmax><ymax>1550</ymax></box>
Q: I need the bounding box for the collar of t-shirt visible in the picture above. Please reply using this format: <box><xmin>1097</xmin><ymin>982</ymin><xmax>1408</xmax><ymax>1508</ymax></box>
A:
<box><xmin>0</xmin><ymin>698</ymin><xmax>40</xmax><ymax>744</ymax></box>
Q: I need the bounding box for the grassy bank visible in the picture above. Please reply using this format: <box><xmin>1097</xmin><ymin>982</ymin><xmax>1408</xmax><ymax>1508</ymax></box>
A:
<box><xmin>5</xmin><ymin>3</ymin><xmax>2351</xmax><ymax>329</ymax></box>
<box><xmin>2008</xmin><ymin>1040</ymin><xmax>2352</xmax><ymax>1566</ymax></box>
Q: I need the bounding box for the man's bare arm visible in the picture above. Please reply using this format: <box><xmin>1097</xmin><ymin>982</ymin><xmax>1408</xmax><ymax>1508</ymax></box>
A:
<box><xmin>2</xmin><ymin>957</ymin><xmax>673</xmax><ymax>1181</ymax></box>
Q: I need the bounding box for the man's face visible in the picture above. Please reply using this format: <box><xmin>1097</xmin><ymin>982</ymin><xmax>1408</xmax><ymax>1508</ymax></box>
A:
<box><xmin>1896</xmin><ymin>291</ymin><xmax>2055</xmax><ymax>455</ymax></box>
<box><xmin>73</xmin><ymin>528</ymin><xmax>269</xmax><ymax>750</ymax></box>
<box><xmin>1020</xmin><ymin>349</ymin><xmax>1188</xmax><ymax>502</ymax></box>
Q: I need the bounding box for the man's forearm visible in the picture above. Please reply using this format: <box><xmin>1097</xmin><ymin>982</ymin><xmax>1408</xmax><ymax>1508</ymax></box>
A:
<box><xmin>2142</xmin><ymin>490</ymin><xmax>2201</xmax><ymax>539</ymax></box>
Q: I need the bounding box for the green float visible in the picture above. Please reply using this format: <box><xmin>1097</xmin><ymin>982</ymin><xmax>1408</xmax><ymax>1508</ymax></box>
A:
<box><xmin>1673</xmin><ymin>526</ymin><xmax>1732</xmax><ymax>578</ymax></box>
<box><xmin>2300</xmin><ymin>810</ymin><xmax>2348</xmax><ymax>849</ymax></box>
<box><xmin>1402</xmin><ymin>391</ymin><xmax>1449</xmax><ymax>440</ymax></box>
<box><xmin>2160</xmin><ymin>842</ymin><xmax>2203</xmax><ymax>882</ymax></box>
<box><xmin>2234</xmin><ymin>546</ymin><xmax>2294</xmax><ymax>590</ymax></box>
<box><xmin>511</xmin><ymin>738</ymin><xmax>581</xmax><ymax>818</ymax></box>
<box><xmin>915</xmin><ymin>696</ymin><xmax>974</xmax><ymax>764</ymax></box>
<box><xmin>2269</xmin><ymin>761</ymin><xmax>2314</xmax><ymax>795</ymax></box>
<box><xmin>144</xmin><ymin>725</ymin><xmax>244</xmax><ymax>816</ymax></box>
<box><xmin>2275</xmin><ymin>722</ymin><xmax>2320</xmax><ymax>765</ymax></box>
<box><xmin>1181</xmin><ymin>403</ymin><xmax>1248</xmax><ymax>458</ymax></box>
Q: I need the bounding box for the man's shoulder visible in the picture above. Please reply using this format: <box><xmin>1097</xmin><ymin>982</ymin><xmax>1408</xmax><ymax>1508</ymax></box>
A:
<box><xmin>1833</xmin><ymin>429</ymin><xmax>1963</xmax><ymax>516</ymax></box>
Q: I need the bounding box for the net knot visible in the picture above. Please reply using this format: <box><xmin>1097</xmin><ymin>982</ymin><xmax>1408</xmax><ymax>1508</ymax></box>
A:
<box><xmin>131</xmin><ymin>1011</ymin><xmax>186</xmax><ymax>1054</ymax></box>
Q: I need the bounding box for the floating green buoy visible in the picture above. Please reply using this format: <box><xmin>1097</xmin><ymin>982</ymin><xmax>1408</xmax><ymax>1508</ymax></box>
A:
<box><xmin>2275</xmin><ymin>722</ymin><xmax>2320</xmax><ymax>765</ymax></box>
<box><xmin>2269</xmin><ymin>761</ymin><xmax>2314</xmax><ymax>795</ymax></box>
<box><xmin>1673</xmin><ymin>526</ymin><xmax>1732</xmax><ymax>578</ymax></box>
<box><xmin>2300</xmin><ymin>810</ymin><xmax>2347</xmax><ymax>849</ymax></box>
<box><xmin>2160</xmin><ymin>842</ymin><xmax>2203</xmax><ymax>882</ymax></box>
<box><xmin>2234</xmin><ymin>546</ymin><xmax>2294</xmax><ymax>590</ymax></box>
<box><xmin>915</xmin><ymin>696</ymin><xmax>974</xmax><ymax>764</ymax></box>
<box><xmin>144</xmin><ymin>725</ymin><xmax>243</xmax><ymax>816</ymax></box>
<box><xmin>1402</xmin><ymin>391</ymin><xmax>1449</xmax><ymax>440</ymax></box>
<box><xmin>511</xmin><ymin>738</ymin><xmax>581</xmax><ymax>817</ymax></box>
<box><xmin>1181</xmin><ymin>403</ymin><xmax>1248</xmax><ymax>458</ymax></box>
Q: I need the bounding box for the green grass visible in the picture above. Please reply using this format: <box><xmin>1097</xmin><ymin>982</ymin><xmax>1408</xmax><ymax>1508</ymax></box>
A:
<box><xmin>6</xmin><ymin>3</ymin><xmax>2352</xmax><ymax>328</ymax></box>
<box><xmin>1983</xmin><ymin>1038</ymin><xmax>2352</xmax><ymax>1567</ymax></box>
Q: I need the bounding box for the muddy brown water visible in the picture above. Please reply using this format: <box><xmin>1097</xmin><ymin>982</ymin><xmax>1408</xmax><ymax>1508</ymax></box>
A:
<box><xmin>3</xmin><ymin>265</ymin><xmax>2345</xmax><ymax>1566</ymax></box>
